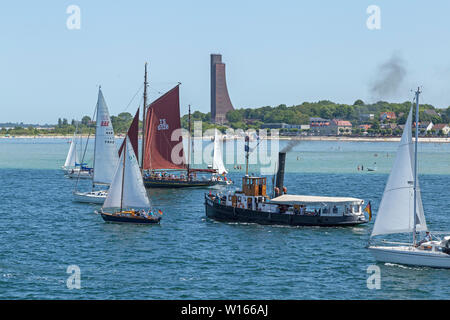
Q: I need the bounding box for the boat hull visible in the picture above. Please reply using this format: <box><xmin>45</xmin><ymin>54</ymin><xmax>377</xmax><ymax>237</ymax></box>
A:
<box><xmin>100</xmin><ymin>212</ymin><xmax>161</xmax><ymax>224</ymax></box>
<box><xmin>66</xmin><ymin>171</ymin><xmax>93</xmax><ymax>179</ymax></box>
<box><xmin>144</xmin><ymin>178</ymin><xmax>219</xmax><ymax>188</ymax></box>
<box><xmin>368</xmin><ymin>246</ymin><xmax>450</xmax><ymax>268</ymax></box>
<box><xmin>73</xmin><ymin>192</ymin><xmax>106</xmax><ymax>204</ymax></box>
<box><xmin>205</xmin><ymin>196</ymin><xmax>367</xmax><ymax>227</ymax></box>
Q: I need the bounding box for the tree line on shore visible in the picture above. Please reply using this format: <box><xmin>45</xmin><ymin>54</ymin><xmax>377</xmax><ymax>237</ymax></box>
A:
<box><xmin>2</xmin><ymin>99</ymin><xmax>450</xmax><ymax>136</ymax></box>
<box><xmin>180</xmin><ymin>99</ymin><xmax>450</xmax><ymax>135</ymax></box>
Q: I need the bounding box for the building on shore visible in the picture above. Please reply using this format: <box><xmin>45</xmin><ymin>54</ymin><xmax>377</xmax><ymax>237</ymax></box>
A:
<box><xmin>431</xmin><ymin>123</ymin><xmax>450</xmax><ymax>135</ymax></box>
<box><xmin>379</xmin><ymin>112</ymin><xmax>397</xmax><ymax>122</ymax></box>
<box><xmin>210</xmin><ymin>54</ymin><xmax>234</xmax><ymax>124</ymax></box>
<box><xmin>260</xmin><ymin>123</ymin><xmax>309</xmax><ymax>130</ymax></box>
<box><xmin>309</xmin><ymin>117</ymin><xmax>330</xmax><ymax>135</ymax></box>
<box><xmin>321</xmin><ymin>119</ymin><xmax>352</xmax><ymax>135</ymax></box>
<box><xmin>413</xmin><ymin>121</ymin><xmax>434</xmax><ymax>134</ymax></box>
<box><xmin>359</xmin><ymin>113</ymin><xmax>375</xmax><ymax>121</ymax></box>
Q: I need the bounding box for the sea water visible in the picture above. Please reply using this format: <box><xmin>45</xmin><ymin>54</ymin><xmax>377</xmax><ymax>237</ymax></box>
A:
<box><xmin>0</xmin><ymin>138</ymin><xmax>449</xmax><ymax>299</ymax></box>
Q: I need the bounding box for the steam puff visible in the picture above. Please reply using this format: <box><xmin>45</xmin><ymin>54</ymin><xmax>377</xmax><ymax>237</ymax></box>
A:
<box><xmin>281</xmin><ymin>139</ymin><xmax>301</xmax><ymax>153</ymax></box>
<box><xmin>370</xmin><ymin>54</ymin><xmax>407</xmax><ymax>100</ymax></box>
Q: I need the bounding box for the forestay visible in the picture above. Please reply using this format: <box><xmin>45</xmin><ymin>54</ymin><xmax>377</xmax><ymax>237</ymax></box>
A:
<box><xmin>103</xmin><ymin>137</ymin><xmax>150</xmax><ymax>210</ymax></box>
<box><xmin>370</xmin><ymin>108</ymin><xmax>428</xmax><ymax>237</ymax></box>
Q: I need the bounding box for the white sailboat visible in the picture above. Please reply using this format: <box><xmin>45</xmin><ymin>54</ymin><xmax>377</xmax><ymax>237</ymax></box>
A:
<box><xmin>210</xmin><ymin>129</ymin><xmax>232</xmax><ymax>186</ymax></box>
<box><xmin>98</xmin><ymin>136</ymin><xmax>162</xmax><ymax>224</ymax></box>
<box><xmin>368</xmin><ymin>88</ymin><xmax>450</xmax><ymax>268</ymax></box>
<box><xmin>73</xmin><ymin>88</ymin><xmax>119</xmax><ymax>203</ymax></box>
<box><xmin>63</xmin><ymin>123</ymin><xmax>92</xmax><ymax>179</ymax></box>
<box><xmin>62</xmin><ymin>130</ymin><xmax>80</xmax><ymax>173</ymax></box>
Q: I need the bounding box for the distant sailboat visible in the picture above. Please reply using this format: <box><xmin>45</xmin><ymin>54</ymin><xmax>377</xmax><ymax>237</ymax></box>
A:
<box><xmin>73</xmin><ymin>87</ymin><xmax>119</xmax><ymax>203</ymax></box>
<box><xmin>368</xmin><ymin>88</ymin><xmax>450</xmax><ymax>268</ymax></box>
<box><xmin>62</xmin><ymin>128</ymin><xmax>80</xmax><ymax>172</ymax></box>
<box><xmin>211</xmin><ymin>129</ymin><xmax>232</xmax><ymax>186</ymax></box>
<box><xmin>99</xmin><ymin>136</ymin><xmax>162</xmax><ymax>224</ymax></box>
<box><xmin>64</xmin><ymin>122</ymin><xmax>92</xmax><ymax>179</ymax></box>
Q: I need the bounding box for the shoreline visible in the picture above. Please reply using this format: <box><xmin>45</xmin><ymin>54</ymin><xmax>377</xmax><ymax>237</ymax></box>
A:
<box><xmin>1</xmin><ymin>135</ymin><xmax>450</xmax><ymax>143</ymax></box>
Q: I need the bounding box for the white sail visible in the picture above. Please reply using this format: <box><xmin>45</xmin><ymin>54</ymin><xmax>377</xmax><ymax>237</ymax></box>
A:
<box><xmin>212</xmin><ymin>129</ymin><xmax>228</xmax><ymax>174</ymax></box>
<box><xmin>93</xmin><ymin>88</ymin><xmax>119</xmax><ymax>185</ymax></box>
<box><xmin>371</xmin><ymin>108</ymin><xmax>427</xmax><ymax>237</ymax></box>
<box><xmin>103</xmin><ymin>137</ymin><xmax>150</xmax><ymax>210</ymax></box>
<box><xmin>64</xmin><ymin>134</ymin><xmax>79</xmax><ymax>167</ymax></box>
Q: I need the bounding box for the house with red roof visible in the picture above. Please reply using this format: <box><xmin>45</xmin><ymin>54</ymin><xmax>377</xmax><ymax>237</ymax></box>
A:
<box><xmin>379</xmin><ymin>112</ymin><xmax>397</xmax><ymax>122</ymax></box>
<box><xmin>322</xmin><ymin>119</ymin><xmax>352</xmax><ymax>135</ymax></box>
<box><xmin>432</xmin><ymin>123</ymin><xmax>450</xmax><ymax>135</ymax></box>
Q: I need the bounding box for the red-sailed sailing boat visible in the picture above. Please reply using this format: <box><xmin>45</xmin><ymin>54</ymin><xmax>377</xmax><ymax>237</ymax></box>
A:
<box><xmin>139</xmin><ymin>64</ymin><xmax>222</xmax><ymax>188</ymax></box>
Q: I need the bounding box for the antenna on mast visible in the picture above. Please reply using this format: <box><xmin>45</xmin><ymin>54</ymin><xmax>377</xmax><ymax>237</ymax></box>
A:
<box><xmin>141</xmin><ymin>62</ymin><xmax>148</xmax><ymax>170</ymax></box>
<box><xmin>245</xmin><ymin>135</ymin><xmax>250</xmax><ymax>176</ymax></box>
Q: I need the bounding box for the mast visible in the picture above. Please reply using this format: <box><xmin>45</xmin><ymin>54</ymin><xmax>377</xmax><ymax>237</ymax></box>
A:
<box><xmin>412</xmin><ymin>87</ymin><xmax>420</xmax><ymax>245</ymax></box>
<box><xmin>141</xmin><ymin>62</ymin><xmax>148</xmax><ymax>169</ymax></box>
<box><xmin>187</xmin><ymin>104</ymin><xmax>191</xmax><ymax>179</ymax></box>
<box><xmin>91</xmin><ymin>90</ymin><xmax>99</xmax><ymax>190</ymax></box>
<box><xmin>245</xmin><ymin>135</ymin><xmax>250</xmax><ymax>176</ymax></box>
<box><xmin>120</xmin><ymin>138</ymin><xmax>126</xmax><ymax>212</ymax></box>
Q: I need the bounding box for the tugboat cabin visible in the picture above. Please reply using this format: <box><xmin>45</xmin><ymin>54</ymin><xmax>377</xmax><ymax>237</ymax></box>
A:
<box><xmin>224</xmin><ymin>176</ymin><xmax>269</xmax><ymax>210</ymax></box>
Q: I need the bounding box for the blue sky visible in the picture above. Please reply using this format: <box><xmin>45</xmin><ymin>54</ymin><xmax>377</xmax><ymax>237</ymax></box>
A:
<box><xmin>1</xmin><ymin>0</ymin><xmax>450</xmax><ymax>123</ymax></box>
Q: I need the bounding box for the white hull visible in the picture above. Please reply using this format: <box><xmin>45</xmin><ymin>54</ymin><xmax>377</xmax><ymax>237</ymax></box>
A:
<box><xmin>62</xmin><ymin>166</ymin><xmax>76</xmax><ymax>173</ymax></box>
<box><xmin>369</xmin><ymin>245</ymin><xmax>450</xmax><ymax>268</ymax></box>
<box><xmin>67</xmin><ymin>171</ymin><xmax>93</xmax><ymax>179</ymax></box>
<box><xmin>73</xmin><ymin>191</ymin><xmax>107</xmax><ymax>204</ymax></box>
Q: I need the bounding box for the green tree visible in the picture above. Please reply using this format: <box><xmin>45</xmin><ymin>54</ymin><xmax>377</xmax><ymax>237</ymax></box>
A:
<box><xmin>81</xmin><ymin>116</ymin><xmax>91</xmax><ymax>126</ymax></box>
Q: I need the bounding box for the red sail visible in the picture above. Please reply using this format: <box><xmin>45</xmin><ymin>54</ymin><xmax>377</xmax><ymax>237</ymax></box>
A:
<box><xmin>143</xmin><ymin>85</ymin><xmax>186</xmax><ymax>170</ymax></box>
<box><xmin>119</xmin><ymin>107</ymin><xmax>139</xmax><ymax>158</ymax></box>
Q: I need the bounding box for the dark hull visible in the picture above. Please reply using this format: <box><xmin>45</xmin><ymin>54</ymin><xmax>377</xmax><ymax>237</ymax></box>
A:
<box><xmin>144</xmin><ymin>178</ymin><xmax>218</xmax><ymax>188</ymax></box>
<box><xmin>205</xmin><ymin>197</ymin><xmax>368</xmax><ymax>227</ymax></box>
<box><xmin>101</xmin><ymin>213</ymin><xmax>161</xmax><ymax>224</ymax></box>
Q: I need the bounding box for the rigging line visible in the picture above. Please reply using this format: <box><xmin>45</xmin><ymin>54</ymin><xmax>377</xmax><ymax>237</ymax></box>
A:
<box><xmin>147</xmin><ymin>86</ymin><xmax>164</xmax><ymax>95</ymax></box>
<box><xmin>123</xmin><ymin>83</ymin><xmax>144</xmax><ymax>111</ymax></box>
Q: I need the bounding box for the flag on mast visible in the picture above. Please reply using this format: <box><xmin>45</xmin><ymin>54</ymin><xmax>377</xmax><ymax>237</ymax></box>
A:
<box><xmin>364</xmin><ymin>201</ymin><xmax>372</xmax><ymax>221</ymax></box>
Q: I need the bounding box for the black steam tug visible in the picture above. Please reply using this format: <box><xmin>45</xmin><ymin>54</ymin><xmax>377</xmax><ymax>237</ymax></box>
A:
<box><xmin>205</xmin><ymin>137</ymin><xmax>368</xmax><ymax>227</ymax></box>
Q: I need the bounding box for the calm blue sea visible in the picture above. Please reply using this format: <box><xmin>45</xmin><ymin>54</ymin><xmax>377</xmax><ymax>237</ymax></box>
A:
<box><xmin>0</xmin><ymin>138</ymin><xmax>449</xmax><ymax>299</ymax></box>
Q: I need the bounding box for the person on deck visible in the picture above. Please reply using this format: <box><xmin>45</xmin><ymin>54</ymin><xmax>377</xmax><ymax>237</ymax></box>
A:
<box><xmin>422</xmin><ymin>231</ymin><xmax>432</xmax><ymax>243</ymax></box>
<box><xmin>417</xmin><ymin>231</ymin><xmax>432</xmax><ymax>247</ymax></box>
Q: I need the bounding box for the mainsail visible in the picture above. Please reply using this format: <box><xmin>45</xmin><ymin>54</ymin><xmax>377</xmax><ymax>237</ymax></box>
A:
<box><xmin>212</xmin><ymin>129</ymin><xmax>227</xmax><ymax>174</ymax></box>
<box><xmin>143</xmin><ymin>85</ymin><xmax>186</xmax><ymax>170</ymax></box>
<box><xmin>93</xmin><ymin>88</ymin><xmax>119</xmax><ymax>185</ymax></box>
<box><xmin>103</xmin><ymin>136</ymin><xmax>150</xmax><ymax>210</ymax></box>
<box><xmin>119</xmin><ymin>107</ymin><xmax>139</xmax><ymax>159</ymax></box>
<box><xmin>370</xmin><ymin>108</ymin><xmax>428</xmax><ymax>237</ymax></box>
<box><xmin>64</xmin><ymin>134</ymin><xmax>79</xmax><ymax>168</ymax></box>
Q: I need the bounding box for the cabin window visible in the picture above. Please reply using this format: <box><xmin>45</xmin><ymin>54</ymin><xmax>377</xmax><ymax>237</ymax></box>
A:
<box><xmin>332</xmin><ymin>206</ymin><xmax>338</xmax><ymax>214</ymax></box>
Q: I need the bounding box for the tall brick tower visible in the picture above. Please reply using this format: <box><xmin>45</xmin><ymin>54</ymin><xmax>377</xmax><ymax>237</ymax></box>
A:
<box><xmin>210</xmin><ymin>54</ymin><xmax>234</xmax><ymax>124</ymax></box>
